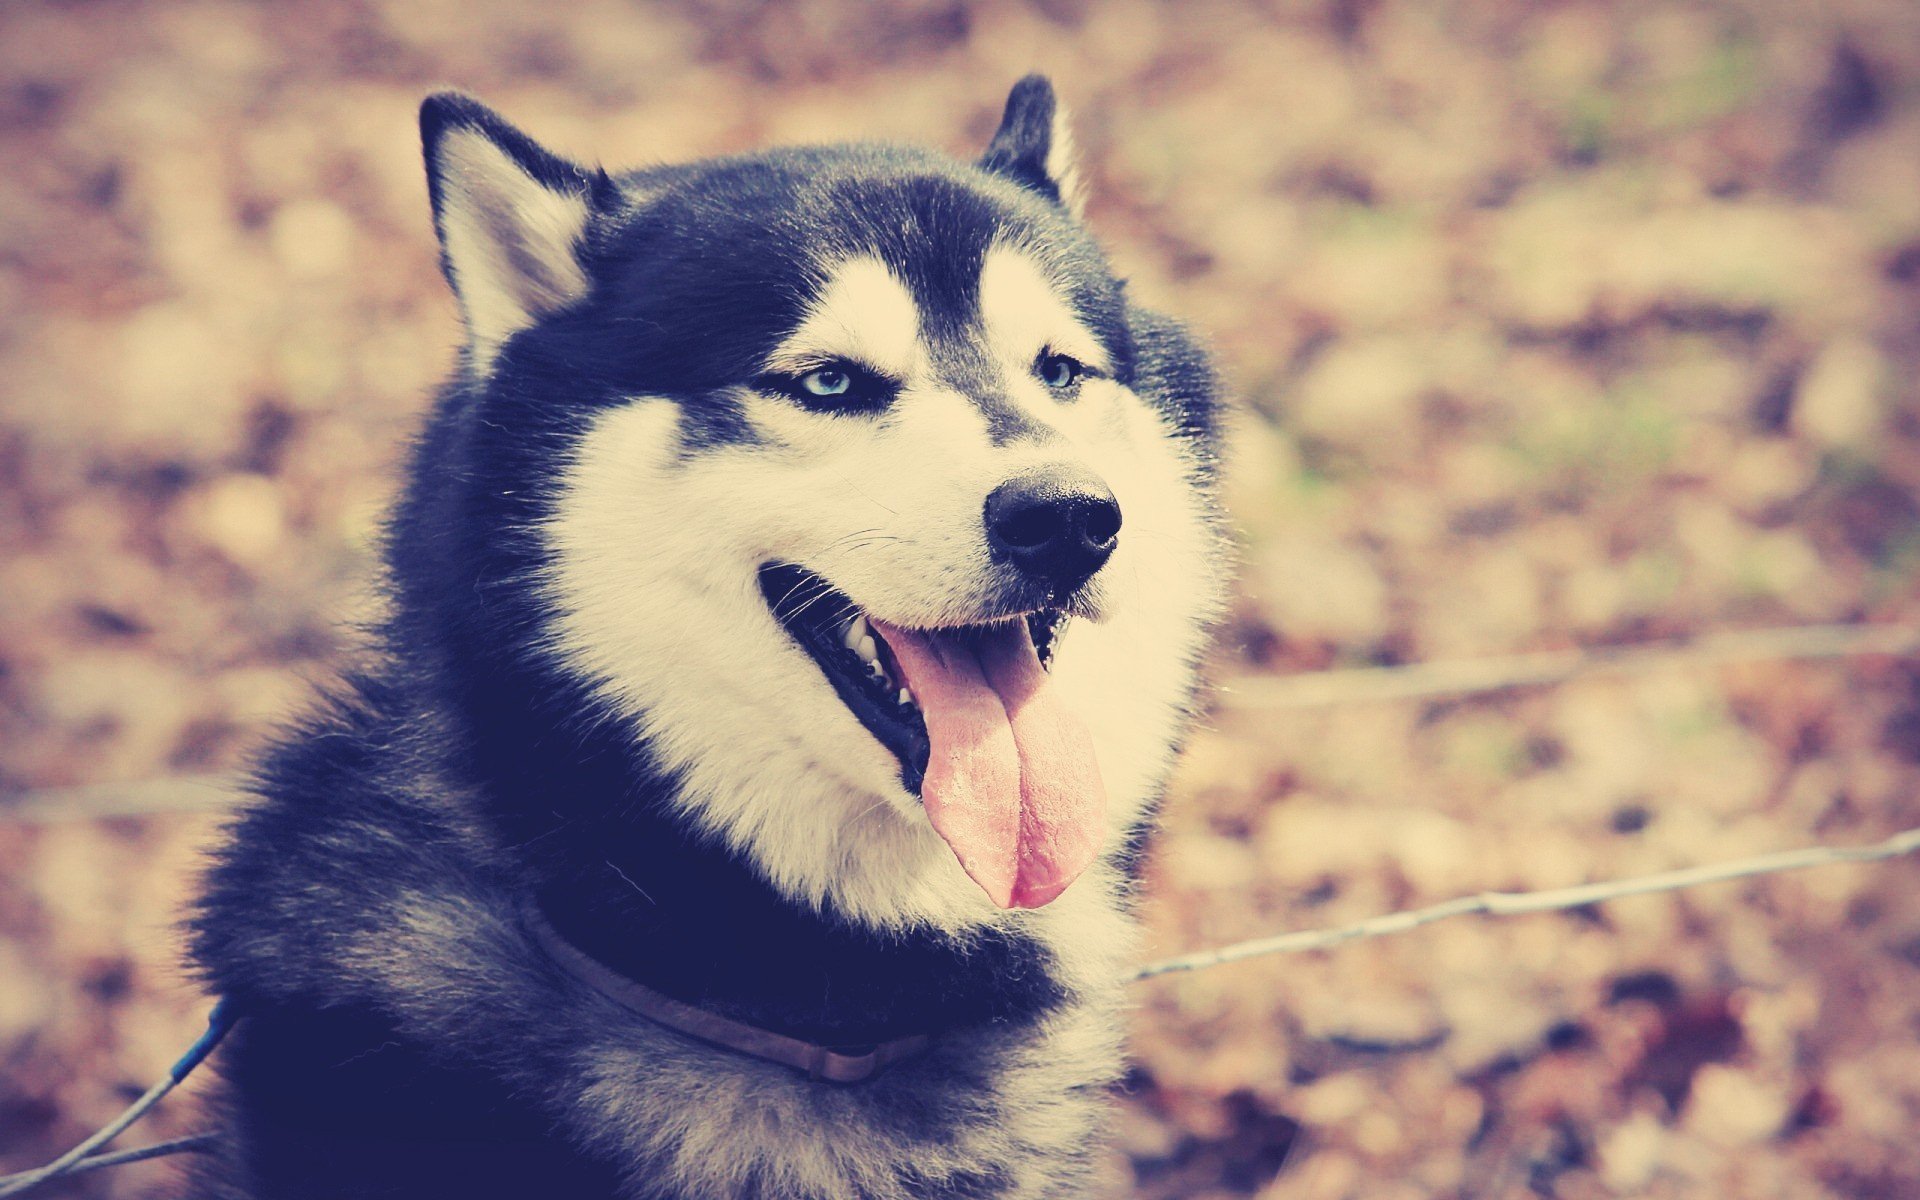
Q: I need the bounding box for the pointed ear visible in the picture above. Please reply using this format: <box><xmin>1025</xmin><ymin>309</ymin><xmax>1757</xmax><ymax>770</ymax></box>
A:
<box><xmin>420</xmin><ymin>92</ymin><xmax>607</xmax><ymax>368</ymax></box>
<box><xmin>978</xmin><ymin>75</ymin><xmax>1085</xmax><ymax>217</ymax></box>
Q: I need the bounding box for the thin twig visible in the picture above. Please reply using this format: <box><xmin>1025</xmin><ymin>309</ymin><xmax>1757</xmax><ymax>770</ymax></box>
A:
<box><xmin>0</xmin><ymin>1001</ymin><xmax>235</xmax><ymax>1197</ymax></box>
<box><xmin>57</xmin><ymin>1134</ymin><xmax>218</xmax><ymax>1177</ymax></box>
<box><xmin>3</xmin><ymin>622</ymin><xmax>1914</xmax><ymax>822</ymax></box>
<box><xmin>1132</xmin><ymin>825</ymin><xmax>1920</xmax><ymax>981</ymax></box>
<box><xmin>0</xmin><ymin>1080</ymin><xmax>182</xmax><ymax>1197</ymax></box>
<box><xmin>0</xmin><ymin>834</ymin><xmax>1915</xmax><ymax>1192</ymax></box>
<box><xmin>0</xmin><ymin>775</ymin><xmax>237</xmax><ymax>823</ymax></box>
<box><xmin>1217</xmin><ymin>622</ymin><xmax>1920</xmax><ymax>711</ymax></box>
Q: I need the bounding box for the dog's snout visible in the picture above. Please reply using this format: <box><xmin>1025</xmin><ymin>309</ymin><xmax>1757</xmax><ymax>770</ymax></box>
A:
<box><xmin>984</xmin><ymin>464</ymin><xmax>1121</xmax><ymax>592</ymax></box>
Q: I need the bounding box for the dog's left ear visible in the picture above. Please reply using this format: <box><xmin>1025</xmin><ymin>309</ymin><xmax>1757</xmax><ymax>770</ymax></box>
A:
<box><xmin>978</xmin><ymin>75</ymin><xmax>1085</xmax><ymax>217</ymax></box>
<box><xmin>420</xmin><ymin>92</ymin><xmax>610</xmax><ymax>369</ymax></box>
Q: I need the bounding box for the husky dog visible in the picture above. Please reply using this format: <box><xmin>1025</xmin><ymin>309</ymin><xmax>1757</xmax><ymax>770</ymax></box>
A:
<box><xmin>190</xmin><ymin>76</ymin><xmax>1225</xmax><ymax>1199</ymax></box>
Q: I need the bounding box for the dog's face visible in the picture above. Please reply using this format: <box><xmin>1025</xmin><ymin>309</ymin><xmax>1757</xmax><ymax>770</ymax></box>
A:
<box><xmin>421</xmin><ymin>80</ymin><xmax>1222</xmax><ymax>929</ymax></box>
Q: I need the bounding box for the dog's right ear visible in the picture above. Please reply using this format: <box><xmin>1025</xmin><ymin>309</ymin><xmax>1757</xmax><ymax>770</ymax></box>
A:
<box><xmin>420</xmin><ymin>93</ymin><xmax>609</xmax><ymax>370</ymax></box>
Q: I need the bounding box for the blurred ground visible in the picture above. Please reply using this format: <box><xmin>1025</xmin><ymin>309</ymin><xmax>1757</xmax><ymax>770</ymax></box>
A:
<box><xmin>3</xmin><ymin>1</ymin><xmax>1919</xmax><ymax>1196</ymax></box>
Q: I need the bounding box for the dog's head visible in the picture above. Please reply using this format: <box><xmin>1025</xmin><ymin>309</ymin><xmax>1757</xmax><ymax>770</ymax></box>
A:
<box><xmin>414</xmin><ymin>79</ymin><xmax>1223</xmax><ymax>928</ymax></box>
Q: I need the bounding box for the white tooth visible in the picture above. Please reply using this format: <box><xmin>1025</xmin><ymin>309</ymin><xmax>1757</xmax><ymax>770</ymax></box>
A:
<box><xmin>842</xmin><ymin>615</ymin><xmax>869</xmax><ymax>651</ymax></box>
<box><xmin>856</xmin><ymin>635</ymin><xmax>879</xmax><ymax>664</ymax></box>
<box><xmin>898</xmin><ymin>688</ymin><xmax>914</xmax><ymax>708</ymax></box>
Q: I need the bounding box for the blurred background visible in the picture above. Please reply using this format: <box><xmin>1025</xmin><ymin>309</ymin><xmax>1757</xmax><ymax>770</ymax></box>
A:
<box><xmin>3</xmin><ymin>0</ymin><xmax>1918</xmax><ymax>1196</ymax></box>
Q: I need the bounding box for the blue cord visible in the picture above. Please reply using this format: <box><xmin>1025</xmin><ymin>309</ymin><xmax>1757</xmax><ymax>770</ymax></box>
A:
<box><xmin>0</xmin><ymin>999</ymin><xmax>237</xmax><ymax>1197</ymax></box>
<box><xmin>171</xmin><ymin>997</ymin><xmax>239</xmax><ymax>1082</ymax></box>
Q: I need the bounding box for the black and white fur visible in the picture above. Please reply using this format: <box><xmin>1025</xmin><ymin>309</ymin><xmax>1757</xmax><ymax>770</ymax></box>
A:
<box><xmin>190</xmin><ymin>76</ymin><xmax>1226</xmax><ymax>1200</ymax></box>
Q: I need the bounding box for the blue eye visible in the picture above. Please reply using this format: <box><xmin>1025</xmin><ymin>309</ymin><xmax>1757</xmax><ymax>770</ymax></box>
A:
<box><xmin>1038</xmin><ymin>352</ymin><xmax>1083</xmax><ymax>390</ymax></box>
<box><xmin>801</xmin><ymin>367</ymin><xmax>851</xmax><ymax>397</ymax></box>
<box><xmin>758</xmin><ymin>360</ymin><xmax>897</xmax><ymax>413</ymax></box>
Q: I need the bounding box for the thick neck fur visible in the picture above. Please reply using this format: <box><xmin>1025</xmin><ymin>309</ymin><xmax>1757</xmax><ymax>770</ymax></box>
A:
<box><xmin>191</xmin><ymin>665</ymin><xmax>1130</xmax><ymax>1199</ymax></box>
<box><xmin>420</xmin><ymin>625</ymin><xmax>1071</xmax><ymax>1049</ymax></box>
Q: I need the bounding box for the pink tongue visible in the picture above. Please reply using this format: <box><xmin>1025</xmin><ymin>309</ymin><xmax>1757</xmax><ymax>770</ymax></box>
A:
<box><xmin>871</xmin><ymin>618</ymin><xmax>1106</xmax><ymax>909</ymax></box>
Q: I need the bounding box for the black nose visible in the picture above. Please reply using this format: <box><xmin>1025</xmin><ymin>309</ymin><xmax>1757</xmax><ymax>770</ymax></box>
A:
<box><xmin>984</xmin><ymin>464</ymin><xmax>1122</xmax><ymax>592</ymax></box>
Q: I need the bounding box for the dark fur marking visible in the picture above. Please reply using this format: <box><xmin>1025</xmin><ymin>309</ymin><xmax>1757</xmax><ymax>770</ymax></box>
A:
<box><xmin>673</xmin><ymin>388</ymin><xmax>758</xmax><ymax>451</ymax></box>
<box><xmin>194</xmin><ymin>1004</ymin><xmax>624</xmax><ymax>1199</ymax></box>
<box><xmin>927</xmin><ymin>336</ymin><xmax>1056</xmax><ymax>447</ymax></box>
<box><xmin>978</xmin><ymin>75</ymin><xmax>1070</xmax><ymax>209</ymax></box>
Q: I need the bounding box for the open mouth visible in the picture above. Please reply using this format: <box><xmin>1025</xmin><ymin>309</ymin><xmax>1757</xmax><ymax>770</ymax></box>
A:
<box><xmin>757</xmin><ymin>565</ymin><xmax>1067</xmax><ymax>793</ymax></box>
<box><xmin>757</xmin><ymin>563</ymin><xmax>1099</xmax><ymax>909</ymax></box>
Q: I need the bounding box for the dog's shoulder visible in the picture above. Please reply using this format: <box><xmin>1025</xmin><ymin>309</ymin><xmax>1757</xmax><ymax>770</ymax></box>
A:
<box><xmin>189</xmin><ymin>670</ymin><xmax>484</xmax><ymax>1004</ymax></box>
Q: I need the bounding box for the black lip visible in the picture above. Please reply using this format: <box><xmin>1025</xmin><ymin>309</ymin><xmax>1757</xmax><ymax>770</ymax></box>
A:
<box><xmin>757</xmin><ymin>563</ymin><xmax>1066</xmax><ymax>797</ymax></box>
